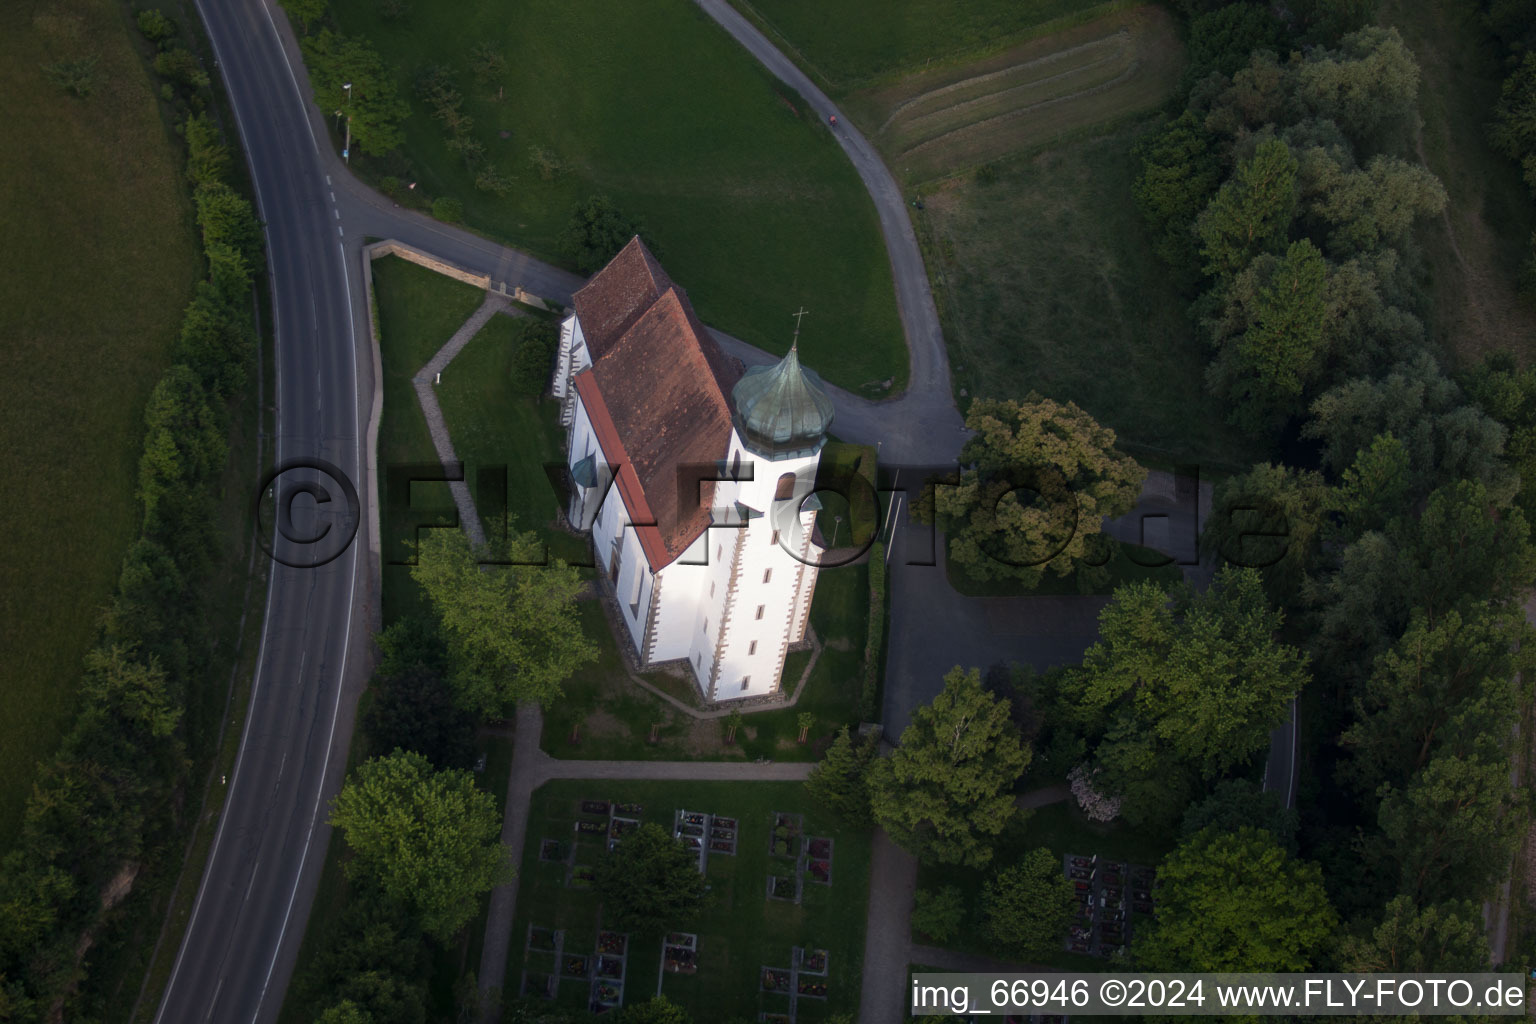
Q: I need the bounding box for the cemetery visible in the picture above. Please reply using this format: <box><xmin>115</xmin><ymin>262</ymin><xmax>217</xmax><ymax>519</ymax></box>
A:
<box><xmin>1064</xmin><ymin>854</ymin><xmax>1156</xmax><ymax>958</ymax></box>
<box><xmin>509</xmin><ymin>780</ymin><xmax>870</xmax><ymax>1020</ymax></box>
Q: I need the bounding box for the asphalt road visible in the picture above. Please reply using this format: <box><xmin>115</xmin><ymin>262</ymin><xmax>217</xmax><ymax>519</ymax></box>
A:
<box><xmin>152</xmin><ymin>1</ymin><xmax>373</xmax><ymax>1022</ymax></box>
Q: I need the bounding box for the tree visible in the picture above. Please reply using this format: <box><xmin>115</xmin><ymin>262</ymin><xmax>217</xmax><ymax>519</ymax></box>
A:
<box><xmin>804</xmin><ymin>726</ymin><xmax>877</xmax><ymax>825</ymax></box>
<box><xmin>1340</xmin><ymin>605</ymin><xmax>1526</xmax><ymax>798</ymax></box>
<box><xmin>1291</xmin><ymin>0</ymin><xmax>1377</xmax><ymax>41</ymax></box>
<box><xmin>1204</xmin><ymin>239</ymin><xmax>1332</xmax><ymax>424</ymax></box>
<box><xmin>410</xmin><ymin>528</ymin><xmax>595</xmax><ymax>716</ymax></box>
<box><xmin>1196</xmin><ymin>139</ymin><xmax>1297</xmax><ymax>279</ymax></box>
<box><xmin>1378</xmin><ymin>747</ymin><xmax>1521</xmax><ymax>904</ymax></box>
<box><xmin>796</xmin><ymin>711</ymin><xmax>814</xmax><ymax>743</ymax></box>
<box><xmin>280</xmin><ymin>0</ymin><xmax>329</xmax><ymax>32</ymax></box>
<box><xmin>1183</xmin><ymin>4</ymin><xmax>1281</xmax><ymax>89</ymax></box>
<box><xmin>154</xmin><ymin>48</ymin><xmax>209</xmax><ymax>90</ymax></box>
<box><xmin>362</xmin><ymin>664</ymin><xmax>476</xmax><ymax>770</ymax></box>
<box><xmin>1308</xmin><ymin>155</ymin><xmax>1446</xmax><ymax>257</ymax></box>
<box><xmin>1200</xmin><ymin>462</ymin><xmax>1331</xmax><ymax>604</ymax></box>
<box><xmin>911</xmin><ymin>885</ymin><xmax>966</xmax><ymax>943</ymax></box>
<box><xmin>1305</xmin><ymin>353</ymin><xmax>1510</xmax><ymax>494</ymax></box>
<box><xmin>1135</xmin><ymin>827</ymin><xmax>1337</xmax><ymax>971</ymax></box>
<box><xmin>300</xmin><ymin>30</ymin><xmax>409</xmax><ymax>156</ymax></box>
<box><xmin>1070</xmin><ymin>568</ymin><xmax>1308</xmax><ymax>824</ymax></box>
<box><xmin>924</xmin><ymin>396</ymin><xmax>1145</xmax><ymax>587</ymax></box>
<box><xmin>193</xmin><ymin>181</ymin><xmax>263</xmax><ymax>274</ymax></box>
<box><xmin>1462</xmin><ymin>350</ymin><xmax>1536</xmax><ymax>524</ymax></box>
<box><xmin>183</xmin><ymin>113</ymin><xmax>230</xmax><ymax>185</ymax></box>
<box><xmin>1180</xmin><ymin>779</ymin><xmax>1298</xmax><ymax>855</ymax></box>
<box><xmin>1338</xmin><ymin>895</ymin><xmax>1491</xmax><ymax>971</ymax></box>
<box><xmin>982</xmin><ymin>848</ymin><xmax>1075</xmax><ymax>960</ymax></box>
<box><xmin>1492</xmin><ymin>52</ymin><xmax>1536</xmax><ymax>192</ymax></box>
<box><xmin>317</xmin><ymin>1000</ymin><xmax>374</xmax><ymax>1024</ymax></box>
<box><xmin>1332</xmin><ymin>431</ymin><xmax>1412</xmax><ymax>539</ymax></box>
<box><xmin>867</xmin><ymin>668</ymin><xmax>1029</xmax><ymax>866</ymax></box>
<box><xmin>1134</xmin><ymin>109</ymin><xmax>1223</xmax><ymax>278</ymax></box>
<box><xmin>1296</xmin><ymin>27</ymin><xmax>1421</xmax><ymax>153</ymax></box>
<box><xmin>594</xmin><ymin>823</ymin><xmax>709</xmax><ymax>933</ymax></box>
<box><xmin>617</xmin><ymin>997</ymin><xmax>692</xmax><ymax>1024</ymax></box>
<box><xmin>329</xmin><ymin>750</ymin><xmax>511</xmax><ymax>942</ymax></box>
<box><xmin>510</xmin><ymin>319</ymin><xmax>559</xmax><ymax>396</ymax></box>
<box><xmin>559</xmin><ymin>196</ymin><xmax>655</xmax><ymax>274</ymax></box>
<box><xmin>137</xmin><ymin>9</ymin><xmax>177</xmax><ymax>42</ymax></box>
<box><xmin>469</xmin><ymin>43</ymin><xmax>506</xmax><ymax>87</ymax></box>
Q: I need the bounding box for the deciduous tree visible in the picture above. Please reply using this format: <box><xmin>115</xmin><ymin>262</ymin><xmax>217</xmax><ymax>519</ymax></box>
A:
<box><xmin>1135</xmin><ymin>827</ymin><xmax>1336</xmax><ymax>971</ymax></box>
<box><xmin>329</xmin><ymin>750</ymin><xmax>511</xmax><ymax>942</ymax></box>
<box><xmin>301</xmin><ymin>30</ymin><xmax>410</xmax><ymax>155</ymax></box>
<box><xmin>923</xmin><ymin>396</ymin><xmax>1145</xmax><ymax>587</ymax></box>
<box><xmin>867</xmin><ymin>668</ymin><xmax>1029</xmax><ymax>866</ymax></box>
<box><xmin>1339</xmin><ymin>895</ymin><xmax>1491</xmax><ymax>972</ymax></box>
<box><xmin>594</xmin><ymin>823</ymin><xmax>709</xmax><ymax>934</ymax></box>
<box><xmin>1196</xmin><ymin>138</ymin><xmax>1297</xmax><ymax>278</ymax></box>
<box><xmin>411</xmin><ymin>528</ymin><xmax>595</xmax><ymax>716</ymax></box>
<box><xmin>982</xmin><ymin>848</ymin><xmax>1075</xmax><ymax>959</ymax></box>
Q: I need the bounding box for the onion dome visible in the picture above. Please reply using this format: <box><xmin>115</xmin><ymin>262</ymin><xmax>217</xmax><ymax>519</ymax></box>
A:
<box><xmin>731</xmin><ymin>342</ymin><xmax>835</xmax><ymax>461</ymax></box>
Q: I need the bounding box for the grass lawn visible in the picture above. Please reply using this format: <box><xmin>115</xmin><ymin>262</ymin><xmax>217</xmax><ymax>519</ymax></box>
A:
<box><xmin>372</xmin><ymin>254</ymin><xmax>488</xmax><ymax>623</ymax></box>
<box><xmin>912</xmin><ymin>799</ymin><xmax>1173</xmax><ymax>964</ymax></box>
<box><xmin>509</xmin><ymin>780</ymin><xmax>871</xmax><ymax>1021</ymax></box>
<box><xmin>730</xmin><ymin>0</ymin><xmax>1128</xmax><ymax>93</ymax></box>
<box><xmin>1378</xmin><ymin>0</ymin><xmax>1536</xmax><ymax>367</ymax></box>
<box><xmin>433</xmin><ymin>309</ymin><xmax>588</xmax><ymax>567</ymax></box>
<box><xmin>0</xmin><ymin>0</ymin><xmax>203</xmax><ymax>841</ymax></box>
<box><xmin>917</xmin><ymin>118</ymin><xmax>1260</xmax><ymax>473</ymax></box>
<box><xmin>542</xmin><ymin>559</ymin><xmax>870</xmax><ymax>763</ymax></box>
<box><xmin>323</xmin><ymin>0</ymin><xmax>903</xmax><ymax>393</ymax></box>
<box><xmin>945</xmin><ymin>539</ymin><xmax>1183</xmax><ymax>597</ymax></box>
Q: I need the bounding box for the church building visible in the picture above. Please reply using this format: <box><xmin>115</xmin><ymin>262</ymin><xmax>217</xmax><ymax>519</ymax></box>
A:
<box><xmin>551</xmin><ymin>238</ymin><xmax>836</xmax><ymax>702</ymax></box>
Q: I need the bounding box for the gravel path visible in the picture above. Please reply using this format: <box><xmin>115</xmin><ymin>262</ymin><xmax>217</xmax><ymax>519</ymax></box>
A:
<box><xmin>411</xmin><ymin>294</ymin><xmax>516</xmax><ymax>549</ymax></box>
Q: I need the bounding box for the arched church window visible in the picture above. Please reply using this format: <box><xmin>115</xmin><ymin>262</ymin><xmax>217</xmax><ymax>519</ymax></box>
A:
<box><xmin>775</xmin><ymin>473</ymin><xmax>796</xmax><ymax>501</ymax></box>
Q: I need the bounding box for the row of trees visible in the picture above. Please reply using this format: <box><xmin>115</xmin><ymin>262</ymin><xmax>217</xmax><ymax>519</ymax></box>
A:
<box><xmin>1</xmin><ymin>38</ymin><xmax>262</xmax><ymax>1019</ymax></box>
<box><xmin>1485</xmin><ymin>0</ymin><xmax>1536</xmax><ymax>287</ymax></box>
<box><xmin>1130</xmin><ymin>0</ymin><xmax>1530</xmax><ymax>973</ymax></box>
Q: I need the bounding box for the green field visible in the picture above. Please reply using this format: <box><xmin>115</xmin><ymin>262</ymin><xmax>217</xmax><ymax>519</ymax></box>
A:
<box><xmin>372</xmin><ymin>255</ymin><xmax>488</xmax><ymax>622</ymax></box>
<box><xmin>510</xmin><ymin>780</ymin><xmax>871</xmax><ymax>1020</ymax></box>
<box><xmin>325</xmin><ymin>0</ymin><xmax>904</xmax><ymax>392</ymax></box>
<box><xmin>731</xmin><ymin>0</ymin><xmax>1125</xmax><ymax>92</ymax></box>
<box><xmin>917</xmin><ymin>119</ymin><xmax>1258</xmax><ymax>471</ymax></box>
<box><xmin>0</xmin><ymin>0</ymin><xmax>202</xmax><ymax>839</ymax></box>
<box><xmin>433</xmin><ymin>308</ymin><xmax>588</xmax><ymax>567</ymax></box>
<box><xmin>852</xmin><ymin>4</ymin><xmax>1184</xmax><ymax>183</ymax></box>
<box><xmin>1379</xmin><ymin>0</ymin><xmax>1536</xmax><ymax>367</ymax></box>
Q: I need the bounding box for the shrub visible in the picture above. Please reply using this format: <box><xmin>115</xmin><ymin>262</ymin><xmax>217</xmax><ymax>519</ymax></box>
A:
<box><xmin>432</xmin><ymin>196</ymin><xmax>464</xmax><ymax>223</ymax></box>
<box><xmin>154</xmin><ymin>47</ymin><xmax>209</xmax><ymax>90</ymax></box>
<box><xmin>474</xmin><ymin>163</ymin><xmax>515</xmax><ymax>196</ymax></box>
<box><xmin>510</xmin><ymin>320</ymin><xmax>559</xmax><ymax>395</ymax></box>
<box><xmin>183</xmin><ymin>112</ymin><xmax>229</xmax><ymax>185</ymax></box>
<box><xmin>43</xmin><ymin>57</ymin><xmax>100</xmax><ymax>97</ymax></box>
<box><xmin>137</xmin><ymin>8</ymin><xmax>177</xmax><ymax>41</ymax></box>
<box><xmin>559</xmin><ymin>195</ymin><xmax>654</xmax><ymax>274</ymax></box>
<box><xmin>859</xmin><ymin>542</ymin><xmax>886</xmax><ymax>721</ymax></box>
<box><xmin>911</xmin><ymin>885</ymin><xmax>966</xmax><ymax>942</ymax></box>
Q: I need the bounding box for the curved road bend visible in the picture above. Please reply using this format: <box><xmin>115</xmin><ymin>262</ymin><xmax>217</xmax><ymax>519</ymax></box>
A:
<box><xmin>154</xmin><ymin>1</ymin><xmax>374</xmax><ymax>1022</ymax></box>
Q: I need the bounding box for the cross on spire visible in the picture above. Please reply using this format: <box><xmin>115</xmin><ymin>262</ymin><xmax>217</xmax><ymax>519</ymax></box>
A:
<box><xmin>790</xmin><ymin>306</ymin><xmax>809</xmax><ymax>350</ymax></box>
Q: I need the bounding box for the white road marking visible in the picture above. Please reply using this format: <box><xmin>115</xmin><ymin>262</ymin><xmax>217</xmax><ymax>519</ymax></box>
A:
<box><xmin>257</xmin><ymin>0</ymin><xmax>319</xmax><ymax>154</ymax></box>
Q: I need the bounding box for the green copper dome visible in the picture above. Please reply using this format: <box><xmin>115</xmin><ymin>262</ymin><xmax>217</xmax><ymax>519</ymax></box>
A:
<box><xmin>731</xmin><ymin>343</ymin><xmax>835</xmax><ymax>461</ymax></box>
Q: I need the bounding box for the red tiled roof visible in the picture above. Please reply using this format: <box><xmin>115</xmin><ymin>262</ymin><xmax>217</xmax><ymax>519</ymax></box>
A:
<box><xmin>572</xmin><ymin>237</ymin><xmax>674</xmax><ymax>362</ymax></box>
<box><xmin>574</xmin><ymin>239</ymin><xmax>743</xmax><ymax>570</ymax></box>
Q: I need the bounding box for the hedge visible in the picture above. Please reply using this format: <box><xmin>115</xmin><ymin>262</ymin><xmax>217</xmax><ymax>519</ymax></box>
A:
<box><xmin>859</xmin><ymin>542</ymin><xmax>886</xmax><ymax>723</ymax></box>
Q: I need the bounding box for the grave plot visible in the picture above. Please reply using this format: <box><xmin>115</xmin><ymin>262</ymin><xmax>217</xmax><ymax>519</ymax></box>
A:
<box><xmin>710</xmin><ymin>815</ymin><xmax>739</xmax><ymax>856</ymax></box>
<box><xmin>589</xmin><ymin>930</ymin><xmax>629</xmax><ymax>1013</ymax></box>
<box><xmin>521</xmin><ymin>925</ymin><xmax>564</xmax><ymax>1000</ymax></box>
<box><xmin>540</xmin><ymin>838</ymin><xmax>570</xmax><ymax>863</ymax></box>
<box><xmin>1063</xmin><ymin>853</ymin><xmax>1155</xmax><ymax>957</ymax></box>
<box><xmin>662</xmin><ymin>932</ymin><xmax>698</xmax><ymax>975</ymax></box>
<box><xmin>767</xmin><ymin>812</ymin><xmax>806</xmax><ymax>904</ymax></box>
<box><xmin>804</xmin><ymin>837</ymin><xmax>833</xmax><ymax>886</ymax></box>
<box><xmin>759</xmin><ymin>943</ymin><xmax>833</xmax><ymax>1023</ymax></box>
<box><xmin>768</xmin><ymin>812</ymin><xmax>802</xmax><ymax>858</ymax></box>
